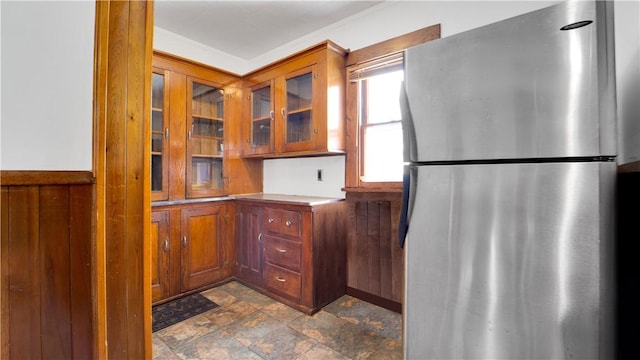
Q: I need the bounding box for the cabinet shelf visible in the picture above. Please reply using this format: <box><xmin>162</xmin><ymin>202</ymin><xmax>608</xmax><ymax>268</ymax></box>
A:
<box><xmin>192</xmin><ymin>154</ymin><xmax>223</xmax><ymax>159</ymax></box>
<box><xmin>192</xmin><ymin>134</ymin><xmax>223</xmax><ymax>140</ymax></box>
<box><xmin>192</xmin><ymin>114</ymin><xmax>223</xmax><ymax>122</ymax></box>
<box><xmin>252</xmin><ymin>115</ymin><xmax>272</xmax><ymax>122</ymax></box>
<box><xmin>287</xmin><ymin>107</ymin><xmax>312</xmax><ymax>116</ymax></box>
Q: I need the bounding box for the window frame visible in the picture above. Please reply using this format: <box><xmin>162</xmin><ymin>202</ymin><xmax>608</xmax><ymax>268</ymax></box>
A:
<box><xmin>344</xmin><ymin>24</ymin><xmax>441</xmax><ymax>192</ymax></box>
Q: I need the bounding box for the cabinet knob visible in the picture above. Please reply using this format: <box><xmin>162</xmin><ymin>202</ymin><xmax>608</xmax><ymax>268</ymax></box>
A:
<box><xmin>276</xmin><ymin>277</ymin><xmax>286</xmax><ymax>283</ymax></box>
<box><xmin>270</xmin><ymin>110</ymin><xmax>275</xmax><ymax>121</ymax></box>
<box><xmin>276</xmin><ymin>248</ymin><xmax>287</xmax><ymax>253</ymax></box>
<box><xmin>280</xmin><ymin>108</ymin><xmax>286</xmax><ymax>119</ymax></box>
<box><xmin>163</xmin><ymin>239</ymin><xmax>169</xmax><ymax>252</ymax></box>
<box><xmin>285</xmin><ymin>220</ymin><xmax>292</xmax><ymax>227</ymax></box>
<box><xmin>268</xmin><ymin>218</ymin><xmax>275</xmax><ymax>224</ymax></box>
<box><xmin>164</xmin><ymin>128</ymin><xmax>169</xmax><ymax>139</ymax></box>
<box><xmin>258</xmin><ymin>233</ymin><xmax>263</xmax><ymax>242</ymax></box>
<box><xmin>182</xmin><ymin>236</ymin><xmax>187</xmax><ymax>247</ymax></box>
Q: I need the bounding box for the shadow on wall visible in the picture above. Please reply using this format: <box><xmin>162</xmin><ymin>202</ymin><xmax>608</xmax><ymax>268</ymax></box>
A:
<box><xmin>618</xmin><ymin>48</ymin><xmax>640</xmax><ymax>164</ymax></box>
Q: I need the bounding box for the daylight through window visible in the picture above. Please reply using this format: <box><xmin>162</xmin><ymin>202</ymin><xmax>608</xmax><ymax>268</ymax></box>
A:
<box><xmin>356</xmin><ymin>60</ymin><xmax>404</xmax><ymax>183</ymax></box>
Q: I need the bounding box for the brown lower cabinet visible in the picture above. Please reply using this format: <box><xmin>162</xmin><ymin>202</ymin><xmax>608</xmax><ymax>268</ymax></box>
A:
<box><xmin>151</xmin><ymin>201</ymin><xmax>235</xmax><ymax>303</ymax></box>
<box><xmin>236</xmin><ymin>199</ymin><xmax>347</xmax><ymax>314</ymax></box>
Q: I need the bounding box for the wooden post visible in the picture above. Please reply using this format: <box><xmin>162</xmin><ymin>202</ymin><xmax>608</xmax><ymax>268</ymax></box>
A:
<box><xmin>93</xmin><ymin>1</ymin><xmax>153</xmax><ymax>358</ymax></box>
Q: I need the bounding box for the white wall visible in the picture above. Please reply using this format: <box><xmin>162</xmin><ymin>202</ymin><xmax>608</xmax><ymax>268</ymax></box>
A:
<box><xmin>615</xmin><ymin>0</ymin><xmax>640</xmax><ymax>164</ymax></box>
<box><xmin>263</xmin><ymin>156</ymin><xmax>345</xmax><ymax>198</ymax></box>
<box><xmin>1</xmin><ymin>1</ymin><xmax>95</xmax><ymax>170</ymax></box>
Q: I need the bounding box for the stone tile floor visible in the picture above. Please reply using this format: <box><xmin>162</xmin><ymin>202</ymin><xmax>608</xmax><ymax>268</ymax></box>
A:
<box><xmin>153</xmin><ymin>281</ymin><xmax>402</xmax><ymax>360</ymax></box>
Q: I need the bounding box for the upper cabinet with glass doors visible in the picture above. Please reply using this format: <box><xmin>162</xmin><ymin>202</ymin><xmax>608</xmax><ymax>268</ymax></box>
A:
<box><xmin>243</xmin><ymin>41</ymin><xmax>347</xmax><ymax>157</ymax></box>
<box><xmin>187</xmin><ymin>78</ymin><xmax>225</xmax><ymax>198</ymax></box>
<box><xmin>152</xmin><ymin>52</ymin><xmax>243</xmax><ymax>202</ymax></box>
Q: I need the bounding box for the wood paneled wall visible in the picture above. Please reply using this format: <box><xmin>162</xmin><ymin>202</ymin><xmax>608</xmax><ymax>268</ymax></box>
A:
<box><xmin>1</xmin><ymin>173</ymin><xmax>94</xmax><ymax>359</ymax></box>
<box><xmin>346</xmin><ymin>191</ymin><xmax>403</xmax><ymax>312</ymax></box>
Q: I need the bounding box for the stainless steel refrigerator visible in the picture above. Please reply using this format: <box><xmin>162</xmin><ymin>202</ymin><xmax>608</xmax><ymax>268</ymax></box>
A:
<box><xmin>400</xmin><ymin>1</ymin><xmax>616</xmax><ymax>359</ymax></box>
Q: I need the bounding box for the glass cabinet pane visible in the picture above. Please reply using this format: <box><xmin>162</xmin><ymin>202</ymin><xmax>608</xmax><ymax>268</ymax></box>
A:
<box><xmin>251</xmin><ymin>85</ymin><xmax>271</xmax><ymax>148</ymax></box>
<box><xmin>189</xmin><ymin>81</ymin><xmax>224</xmax><ymax>194</ymax></box>
<box><xmin>151</xmin><ymin>72</ymin><xmax>165</xmax><ymax>194</ymax></box>
<box><xmin>285</xmin><ymin>72</ymin><xmax>313</xmax><ymax>144</ymax></box>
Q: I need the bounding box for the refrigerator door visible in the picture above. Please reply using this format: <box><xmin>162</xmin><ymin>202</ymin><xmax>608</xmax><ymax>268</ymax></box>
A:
<box><xmin>404</xmin><ymin>161</ymin><xmax>615</xmax><ymax>359</ymax></box>
<box><xmin>404</xmin><ymin>0</ymin><xmax>616</xmax><ymax>163</ymax></box>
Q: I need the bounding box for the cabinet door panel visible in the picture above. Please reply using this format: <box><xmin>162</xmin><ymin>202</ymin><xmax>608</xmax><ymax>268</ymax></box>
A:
<box><xmin>151</xmin><ymin>69</ymin><xmax>170</xmax><ymax>201</ymax></box>
<box><xmin>281</xmin><ymin>65</ymin><xmax>322</xmax><ymax>153</ymax></box>
<box><xmin>186</xmin><ymin>77</ymin><xmax>226</xmax><ymax>198</ymax></box>
<box><xmin>245</xmin><ymin>80</ymin><xmax>275</xmax><ymax>156</ymax></box>
<box><xmin>181</xmin><ymin>205</ymin><xmax>225</xmax><ymax>291</ymax></box>
<box><xmin>151</xmin><ymin>211</ymin><xmax>171</xmax><ymax>302</ymax></box>
<box><xmin>237</xmin><ymin>205</ymin><xmax>263</xmax><ymax>284</ymax></box>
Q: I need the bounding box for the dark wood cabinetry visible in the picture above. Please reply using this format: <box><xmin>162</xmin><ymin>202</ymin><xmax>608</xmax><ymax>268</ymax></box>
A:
<box><xmin>235</xmin><ymin>196</ymin><xmax>347</xmax><ymax>314</ymax></box>
<box><xmin>236</xmin><ymin>204</ymin><xmax>263</xmax><ymax>284</ymax></box>
<box><xmin>242</xmin><ymin>41</ymin><xmax>346</xmax><ymax>158</ymax></box>
<box><xmin>151</xmin><ymin>202</ymin><xmax>235</xmax><ymax>304</ymax></box>
<box><xmin>152</xmin><ymin>52</ymin><xmax>261</xmax><ymax>200</ymax></box>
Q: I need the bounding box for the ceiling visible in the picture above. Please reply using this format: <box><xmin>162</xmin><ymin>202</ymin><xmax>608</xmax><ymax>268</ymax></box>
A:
<box><xmin>154</xmin><ymin>1</ymin><xmax>383</xmax><ymax>60</ymax></box>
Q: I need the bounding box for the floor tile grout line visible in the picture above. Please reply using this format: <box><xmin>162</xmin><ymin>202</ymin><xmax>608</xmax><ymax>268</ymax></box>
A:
<box><xmin>153</xmin><ymin>281</ymin><xmax>401</xmax><ymax>360</ymax></box>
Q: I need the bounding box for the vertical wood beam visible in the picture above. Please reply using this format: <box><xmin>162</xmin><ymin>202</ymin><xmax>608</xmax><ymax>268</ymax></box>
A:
<box><xmin>93</xmin><ymin>1</ymin><xmax>153</xmax><ymax>358</ymax></box>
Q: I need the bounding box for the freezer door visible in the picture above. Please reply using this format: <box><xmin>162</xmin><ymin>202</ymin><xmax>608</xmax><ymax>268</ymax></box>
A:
<box><xmin>404</xmin><ymin>0</ymin><xmax>616</xmax><ymax>162</ymax></box>
<box><xmin>404</xmin><ymin>162</ymin><xmax>615</xmax><ymax>359</ymax></box>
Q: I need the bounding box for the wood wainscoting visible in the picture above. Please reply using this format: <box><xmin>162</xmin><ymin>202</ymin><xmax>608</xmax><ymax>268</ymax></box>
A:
<box><xmin>1</xmin><ymin>171</ymin><xmax>94</xmax><ymax>359</ymax></box>
<box><xmin>345</xmin><ymin>191</ymin><xmax>403</xmax><ymax>313</ymax></box>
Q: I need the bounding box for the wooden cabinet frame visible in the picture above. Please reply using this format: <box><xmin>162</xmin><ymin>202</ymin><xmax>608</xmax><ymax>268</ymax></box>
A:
<box><xmin>151</xmin><ymin>202</ymin><xmax>235</xmax><ymax>304</ymax></box>
<box><xmin>242</xmin><ymin>41</ymin><xmax>346</xmax><ymax>158</ymax></box>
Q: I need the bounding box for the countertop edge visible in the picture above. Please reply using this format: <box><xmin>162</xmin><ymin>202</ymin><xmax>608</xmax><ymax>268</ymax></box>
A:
<box><xmin>152</xmin><ymin>193</ymin><xmax>345</xmax><ymax>207</ymax></box>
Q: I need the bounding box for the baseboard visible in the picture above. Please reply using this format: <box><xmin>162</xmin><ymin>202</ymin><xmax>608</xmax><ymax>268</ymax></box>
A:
<box><xmin>346</xmin><ymin>287</ymin><xmax>402</xmax><ymax>314</ymax></box>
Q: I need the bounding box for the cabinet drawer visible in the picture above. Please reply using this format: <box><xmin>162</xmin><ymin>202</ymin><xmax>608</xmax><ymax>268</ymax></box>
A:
<box><xmin>263</xmin><ymin>263</ymin><xmax>301</xmax><ymax>300</ymax></box>
<box><xmin>264</xmin><ymin>236</ymin><xmax>301</xmax><ymax>271</ymax></box>
<box><xmin>264</xmin><ymin>208</ymin><xmax>301</xmax><ymax>238</ymax></box>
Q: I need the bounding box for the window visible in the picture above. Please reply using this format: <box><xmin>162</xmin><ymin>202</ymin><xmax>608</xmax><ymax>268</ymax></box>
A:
<box><xmin>346</xmin><ymin>53</ymin><xmax>405</xmax><ymax>188</ymax></box>
<box><xmin>357</xmin><ymin>62</ymin><xmax>404</xmax><ymax>183</ymax></box>
<box><xmin>344</xmin><ymin>25</ymin><xmax>440</xmax><ymax>191</ymax></box>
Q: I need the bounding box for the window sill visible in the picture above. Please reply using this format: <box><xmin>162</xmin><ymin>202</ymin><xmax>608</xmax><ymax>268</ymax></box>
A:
<box><xmin>343</xmin><ymin>186</ymin><xmax>402</xmax><ymax>194</ymax></box>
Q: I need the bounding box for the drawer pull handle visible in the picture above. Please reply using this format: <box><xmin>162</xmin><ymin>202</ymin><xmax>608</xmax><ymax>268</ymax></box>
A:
<box><xmin>276</xmin><ymin>277</ymin><xmax>286</xmax><ymax>282</ymax></box>
<box><xmin>276</xmin><ymin>248</ymin><xmax>287</xmax><ymax>253</ymax></box>
<box><xmin>268</xmin><ymin>218</ymin><xmax>275</xmax><ymax>224</ymax></box>
<box><xmin>285</xmin><ymin>220</ymin><xmax>292</xmax><ymax>227</ymax></box>
<box><xmin>163</xmin><ymin>239</ymin><xmax>169</xmax><ymax>252</ymax></box>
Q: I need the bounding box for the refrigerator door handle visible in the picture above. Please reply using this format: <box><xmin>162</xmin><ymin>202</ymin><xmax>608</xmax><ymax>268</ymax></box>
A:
<box><xmin>399</xmin><ymin>166</ymin><xmax>410</xmax><ymax>248</ymax></box>
<box><xmin>399</xmin><ymin>81</ymin><xmax>417</xmax><ymax>163</ymax></box>
<box><xmin>398</xmin><ymin>81</ymin><xmax>418</xmax><ymax>248</ymax></box>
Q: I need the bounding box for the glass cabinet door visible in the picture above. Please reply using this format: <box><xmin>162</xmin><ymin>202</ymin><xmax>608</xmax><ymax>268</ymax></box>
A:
<box><xmin>151</xmin><ymin>69</ymin><xmax>169</xmax><ymax>201</ymax></box>
<box><xmin>284</xmin><ymin>68</ymin><xmax>313</xmax><ymax>146</ymax></box>
<box><xmin>186</xmin><ymin>78</ymin><xmax>225</xmax><ymax>198</ymax></box>
<box><xmin>248</xmin><ymin>81</ymin><xmax>274</xmax><ymax>154</ymax></box>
